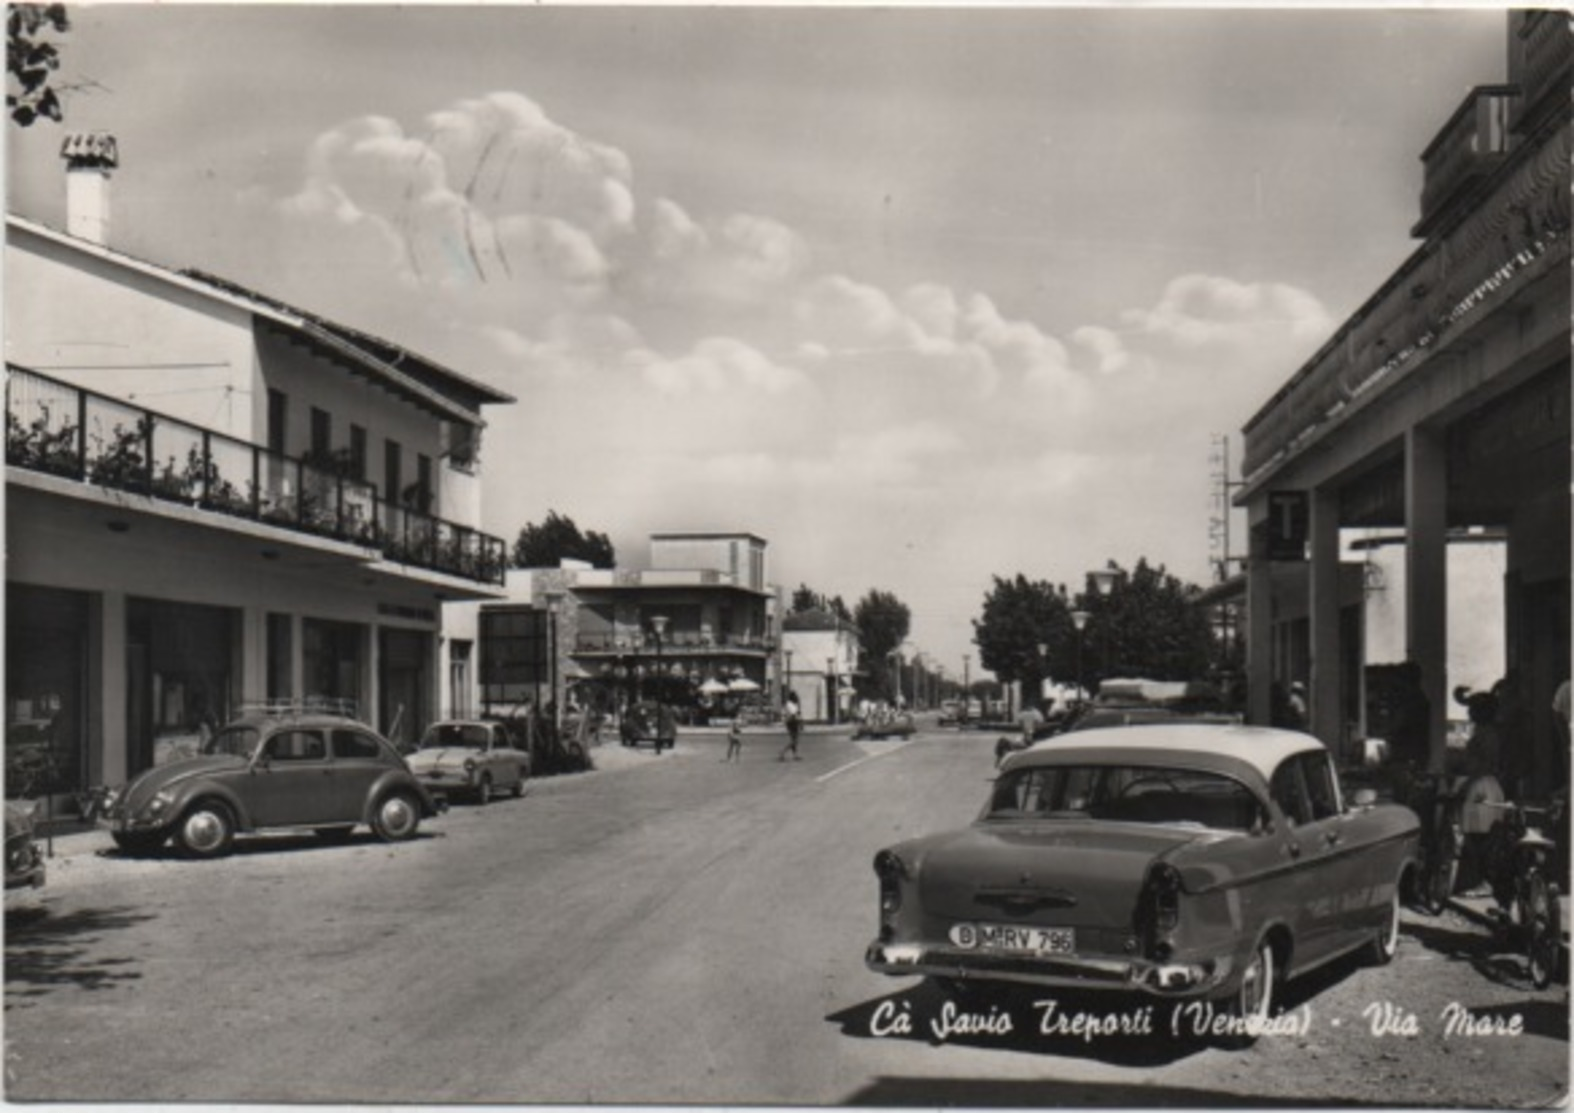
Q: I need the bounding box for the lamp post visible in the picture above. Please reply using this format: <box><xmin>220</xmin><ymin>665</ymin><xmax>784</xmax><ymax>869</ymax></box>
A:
<box><xmin>1089</xmin><ymin>567</ymin><xmax>1118</xmax><ymax>688</ymax></box>
<box><xmin>1036</xmin><ymin>641</ymin><xmax>1048</xmax><ymax>710</ymax></box>
<box><xmin>826</xmin><ymin>656</ymin><xmax>837</xmax><ymax>725</ymax></box>
<box><xmin>1071</xmin><ymin>609</ymin><xmax>1090</xmax><ymax>699</ymax></box>
<box><xmin>542</xmin><ymin>589</ymin><xmax>563</xmax><ymax>733</ymax></box>
<box><xmin>785</xmin><ymin>648</ymin><xmax>794</xmax><ymax>704</ymax></box>
<box><xmin>963</xmin><ymin>654</ymin><xmax>971</xmax><ymax>720</ymax></box>
<box><xmin>888</xmin><ymin>649</ymin><xmax>902</xmax><ymax>709</ymax></box>
<box><xmin>650</xmin><ymin>614</ymin><xmax>669</xmax><ymax>707</ymax></box>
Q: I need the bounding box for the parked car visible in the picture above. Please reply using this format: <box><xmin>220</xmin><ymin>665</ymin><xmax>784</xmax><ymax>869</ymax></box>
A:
<box><xmin>94</xmin><ymin>708</ymin><xmax>444</xmax><ymax>857</ymax></box>
<box><xmin>406</xmin><ymin>719</ymin><xmax>530</xmax><ymax>804</ymax></box>
<box><xmin>5</xmin><ymin>801</ymin><xmax>45</xmax><ymax>889</ymax></box>
<box><xmin>620</xmin><ymin>701</ymin><xmax>677</xmax><ymax>752</ymax></box>
<box><xmin>937</xmin><ymin>700</ymin><xmax>963</xmax><ymax>726</ymax></box>
<box><xmin>865</xmin><ymin>724</ymin><xmax>1421</xmax><ymax>1043</ymax></box>
<box><xmin>854</xmin><ymin>712</ymin><xmax>916</xmax><ymax>740</ymax></box>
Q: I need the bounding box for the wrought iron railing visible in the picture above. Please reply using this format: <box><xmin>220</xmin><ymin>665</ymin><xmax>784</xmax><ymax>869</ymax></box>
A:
<box><xmin>6</xmin><ymin>365</ymin><xmax>507</xmax><ymax>586</ymax></box>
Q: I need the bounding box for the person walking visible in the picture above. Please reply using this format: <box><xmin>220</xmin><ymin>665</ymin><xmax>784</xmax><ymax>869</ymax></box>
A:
<box><xmin>724</xmin><ymin>712</ymin><xmax>743</xmax><ymax>763</ymax></box>
<box><xmin>779</xmin><ymin>691</ymin><xmax>803</xmax><ymax>761</ymax></box>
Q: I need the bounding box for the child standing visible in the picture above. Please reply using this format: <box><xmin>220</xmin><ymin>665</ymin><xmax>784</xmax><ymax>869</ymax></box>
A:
<box><xmin>725</xmin><ymin>712</ymin><xmax>743</xmax><ymax>762</ymax></box>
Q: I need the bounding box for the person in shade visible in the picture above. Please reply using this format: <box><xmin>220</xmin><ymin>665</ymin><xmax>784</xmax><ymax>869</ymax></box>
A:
<box><xmin>779</xmin><ymin>691</ymin><xmax>803</xmax><ymax>761</ymax></box>
<box><xmin>725</xmin><ymin>712</ymin><xmax>744</xmax><ymax>763</ymax></box>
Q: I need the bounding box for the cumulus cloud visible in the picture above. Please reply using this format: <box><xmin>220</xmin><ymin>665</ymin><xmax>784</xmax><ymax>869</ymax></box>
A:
<box><xmin>1120</xmin><ymin>273</ymin><xmax>1332</xmax><ymax>351</ymax></box>
<box><xmin>628</xmin><ymin>336</ymin><xmax>812</xmax><ymax>397</ymax></box>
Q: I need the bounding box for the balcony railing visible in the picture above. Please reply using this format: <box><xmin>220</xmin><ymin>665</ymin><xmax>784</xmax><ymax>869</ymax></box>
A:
<box><xmin>574</xmin><ymin>631</ymin><xmax>774</xmax><ymax>654</ymax></box>
<box><xmin>6</xmin><ymin>365</ymin><xmax>507</xmax><ymax>586</ymax></box>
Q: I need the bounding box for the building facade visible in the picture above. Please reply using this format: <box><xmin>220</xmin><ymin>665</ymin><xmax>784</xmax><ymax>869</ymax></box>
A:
<box><xmin>1235</xmin><ymin>14</ymin><xmax>1570</xmax><ymax>791</ymax></box>
<box><xmin>6</xmin><ymin>134</ymin><xmax>513</xmax><ymax>800</ymax></box>
<box><xmin>781</xmin><ymin>609</ymin><xmax>861</xmax><ymax>722</ymax></box>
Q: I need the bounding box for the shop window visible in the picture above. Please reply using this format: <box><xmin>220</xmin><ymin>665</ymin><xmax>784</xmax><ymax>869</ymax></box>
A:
<box><xmin>128</xmin><ymin>598</ymin><xmax>237</xmax><ymax>770</ymax></box>
<box><xmin>5</xmin><ymin>585</ymin><xmax>89</xmax><ymax>797</ymax></box>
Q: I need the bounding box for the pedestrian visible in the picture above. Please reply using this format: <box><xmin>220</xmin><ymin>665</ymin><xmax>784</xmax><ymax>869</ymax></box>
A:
<box><xmin>779</xmin><ymin>690</ymin><xmax>803</xmax><ymax>761</ymax></box>
<box><xmin>724</xmin><ymin>712</ymin><xmax>743</xmax><ymax>763</ymax></box>
<box><xmin>1287</xmin><ymin>682</ymin><xmax>1309</xmax><ymax>730</ymax></box>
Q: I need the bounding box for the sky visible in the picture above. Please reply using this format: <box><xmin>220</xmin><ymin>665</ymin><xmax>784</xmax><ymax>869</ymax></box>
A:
<box><xmin>4</xmin><ymin>3</ymin><xmax>1508</xmax><ymax>678</ymax></box>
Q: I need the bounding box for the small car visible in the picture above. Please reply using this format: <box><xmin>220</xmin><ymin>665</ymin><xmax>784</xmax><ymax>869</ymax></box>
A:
<box><xmin>937</xmin><ymin>700</ymin><xmax>963</xmax><ymax>726</ymax></box>
<box><xmin>5</xmin><ymin>801</ymin><xmax>46</xmax><ymax>889</ymax></box>
<box><xmin>865</xmin><ymin>724</ymin><xmax>1421</xmax><ymax>1043</ymax></box>
<box><xmin>94</xmin><ymin>709</ymin><xmax>444</xmax><ymax>857</ymax></box>
<box><xmin>406</xmin><ymin>719</ymin><xmax>531</xmax><ymax>803</ymax></box>
<box><xmin>619</xmin><ymin>702</ymin><xmax>677</xmax><ymax>752</ymax></box>
<box><xmin>854</xmin><ymin>712</ymin><xmax>916</xmax><ymax>740</ymax></box>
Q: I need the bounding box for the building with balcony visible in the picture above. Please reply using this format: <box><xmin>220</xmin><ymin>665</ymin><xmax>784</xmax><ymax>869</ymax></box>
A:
<box><xmin>781</xmin><ymin>609</ymin><xmax>860</xmax><ymax>723</ymax></box>
<box><xmin>452</xmin><ymin>532</ymin><xmax>780</xmax><ymax>721</ymax></box>
<box><xmin>5</xmin><ymin>133</ymin><xmax>514</xmax><ymax>799</ymax></box>
<box><xmin>1234</xmin><ymin>13</ymin><xmax>1569</xmax><ymax>792</ymax></box>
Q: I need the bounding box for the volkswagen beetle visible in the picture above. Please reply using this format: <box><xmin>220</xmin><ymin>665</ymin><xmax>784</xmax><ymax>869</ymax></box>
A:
<box><xmin>95</xmin><ymin>709</ymin><xmax>443</xmax><ymax>857</ymax></box>
<box><xmin>865</xmin><ymin>724</ymin><xmax>1421</xmax><ymax>1041</ymax></box>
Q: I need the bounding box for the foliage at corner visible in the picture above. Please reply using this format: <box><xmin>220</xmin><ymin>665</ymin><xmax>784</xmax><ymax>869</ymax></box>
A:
<box><xmin>8</xmin><ymin>4</ymin><xmax>69</xmax><ymax>127</ymax></box>
<box><xmin>790</xmin><ymin>583</ymin><xmax>851</xmax><ymax>621</ymax></box>
<box><xmin>853</xmin><ymin>589</ymin><xmax>911</xmax><ymax>699</ymax></box>
<box><xmin>974</xmin><ymin>558</ymin><xmax>1214</xmax><ymax>696</ymax></box>
<box><xmin>510</xmin><ymin>510</ymin><xmax>615</xmax><ymax>569</ymax></box>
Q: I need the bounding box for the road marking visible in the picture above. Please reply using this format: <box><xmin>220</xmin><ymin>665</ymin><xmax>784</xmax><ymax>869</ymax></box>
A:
<box><xmin>816</xmin><ymin>739</ymin><xmax>915</xmax><ymax>784</ymax></box>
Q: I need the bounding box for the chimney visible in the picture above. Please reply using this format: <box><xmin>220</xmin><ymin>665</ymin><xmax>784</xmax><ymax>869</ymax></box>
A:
<box><xmin>60</xmin><ymin>132</ymin><xmax>118</xmax><ymax>245</ymax></box>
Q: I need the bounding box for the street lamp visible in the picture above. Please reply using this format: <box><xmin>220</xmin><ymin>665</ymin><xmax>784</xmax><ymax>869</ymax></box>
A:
<box><xmin>650</xmin><ymin>614</ymin><xmax>669</xmax><ymax>707</ymax></box>
<box><xmin>542</xmin><ymin>588</ymin><xmax>564</xmax><ymax>733</ymax></box>
<box><xmin>826</xmin><ymin>656</ymin><xmax>837</xmax><ymax>725</ymax></box>
<box><xmin>1088</xmin><ymin>566</ymin><xmax>1119</xmax><ymax>687</ymax></box>
<box><xmin>1071</xmin><ymin>609</ymin><xmax>1090</xmax><ymax>698</ymax></box>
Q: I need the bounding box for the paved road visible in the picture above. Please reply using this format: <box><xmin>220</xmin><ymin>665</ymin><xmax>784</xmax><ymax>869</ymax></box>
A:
<box><xmin>5</xmin><ymin>726</ymin><xmax>1568</xmax><ymax>1105</ymax></box>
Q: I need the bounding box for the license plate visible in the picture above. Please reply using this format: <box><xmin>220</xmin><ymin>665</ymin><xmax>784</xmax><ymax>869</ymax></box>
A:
<box><xmin>949</xmin><ymin>922</ymin><xmax>1075</xmax><ymax>955</ymax></box>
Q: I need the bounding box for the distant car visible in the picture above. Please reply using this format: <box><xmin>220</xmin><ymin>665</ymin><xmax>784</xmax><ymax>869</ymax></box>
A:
<box><xmin>937</xmin><ymin>700</ymin><xmax>963</xmax><ymax>726</ymax></box>
<box><xmin>866</xmin><ymin>724</ymin><xmax>1421</xmax><ymax>1044</ymax></box>
<box><xmin>94</xmin><ymin>709</ymin><xmax>444</xmax><ymax>857</ymax></box>
<box><xmin>620</xmin><ymin>702</ymin><xmax>677</xmax><ymax>752</ymax></box>
<box><xmin>406</xmin><ymin>719</ymin><xmax>531</xmax><ymax>804</ymax></box>
<box><xmin>5</xmin><ymin>801</ymin><xmax>45</xmax><ymax>889</ymax></box>
<box><xmin>854</xmin><ymin>712</ymin><xmax>916</xmax><ymax>740</ymax></box>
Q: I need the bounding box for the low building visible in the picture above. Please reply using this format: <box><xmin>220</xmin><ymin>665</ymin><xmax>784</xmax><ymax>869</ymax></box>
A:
<box><xmin>781</xmin><ymin>608</ymin><xmax>861</xmax><ymax>722</ymax></box>
<box><xmin>6</xmin><ymin>133</ymin><xmax>513</xmax><ymax>800</ymax></box>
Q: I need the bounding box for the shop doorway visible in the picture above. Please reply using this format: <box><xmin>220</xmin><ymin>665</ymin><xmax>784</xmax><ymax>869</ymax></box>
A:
<box><xmin>379</xmin><ymin>628</ymin><xmax>430</xmax><ymax>750</ymax></box>
<box><xmin>5</xmin><ymin>584</ymin><xmax>90</xmax><ymax>797</ymax></box>
<box><xmin>126</xmin><ymin>598</ymin><xmax>239</xmax><ymax>772</ymax></box>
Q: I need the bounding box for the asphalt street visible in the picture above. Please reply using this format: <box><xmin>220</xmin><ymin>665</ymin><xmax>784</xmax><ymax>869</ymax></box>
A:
<box><xmin>4</xmin><ymin>724</ymin><xmax>1568</xmax><ymax>1105</ymax></box>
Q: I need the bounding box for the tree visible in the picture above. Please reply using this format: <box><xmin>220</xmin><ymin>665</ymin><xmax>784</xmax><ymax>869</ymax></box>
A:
<box><xmin>972</xmin><ymin>575</ymin><xmax>1076</xmax><ymax>700</ymax></box>
<box><xmin>8</xmin><ymin>4</ymin><xmax>69</xmax><ymax>127</ymax></box>
<box><xmin>510</xmin><ymin>511</ymin><xmax>615</xmax><ymax>569</ymax></box>
<box><xmin>1072</xmin><ymin>558</ymin><xmax>1214</xmax><ymax>688</ymax></box>
<box><xmin>790</xmin><ymin>584</ymin><xmax>851</xmax><ymax>621</ymax></box>
<box><xmin>853</xmin><ymin>589</ymin><xmax>910</xmax><ymax>701</ymax></box>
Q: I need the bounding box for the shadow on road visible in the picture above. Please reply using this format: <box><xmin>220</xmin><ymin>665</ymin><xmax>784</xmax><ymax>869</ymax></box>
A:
<box><xmin>96</xmin><ymin>828</ymin><xmax>445</xmax><ymax>862</ymax></box>
<box><xmin>5</xmin><ymin>902</ymin><xmax>153</xmax><ymax>999</ymax></box>
<box><xmin>1401</xmin><ymin>915</ymin><xmax>1553</xmax><ymax>990</ymax></box>
<box><xmin>842</xmin><ymin>1075</ymin><xmax>1391</xmax><ymax>1106</ymax></box>
<box><xmin>827</xmin><ymin>980</ymin><xmax>1206</xmax><ymax>1067</ymax></box>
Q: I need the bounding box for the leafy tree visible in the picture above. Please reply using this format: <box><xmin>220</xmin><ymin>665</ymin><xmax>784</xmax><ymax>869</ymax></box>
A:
<box><xmin>510</xmin><ymin>510</ymin><xmax>615</xmax><ymax>569</ymax></box>
<box><xmin>8</xmin><ymin>4</ymin><xmax>69</xmax><ymax>127</ymax></box>
<box><xmin>854</xmin><ymin>589</ymin><xmax>910</xmax><ymax>701</ymax></box>
<box><xmin>790</xmin><ymin>583</ymin><xmax>851</xmax><ymax>621</ymax></box>
<box><xmin>972</xmin><ymin>575</ymin><xmax>1077</xmax><ymax>700</ymax></box>
<box><xmin>1071</xmin><ymin>559</ymin><xmax>1214</xmax><ymax>687</ymax></box>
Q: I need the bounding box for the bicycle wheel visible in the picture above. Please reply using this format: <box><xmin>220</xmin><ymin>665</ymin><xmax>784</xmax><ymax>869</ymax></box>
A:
<box><xmin>1523</xmin><ymin>870</ymin><xmax>1560</xmax><ymax>990</ymax></box>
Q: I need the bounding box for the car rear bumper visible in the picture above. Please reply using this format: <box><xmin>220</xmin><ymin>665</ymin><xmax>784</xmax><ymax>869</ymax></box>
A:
<box><xmin>865</xmin><ymin>939</ymin><xmax>1233</xmax><ymax>997</ymax></box>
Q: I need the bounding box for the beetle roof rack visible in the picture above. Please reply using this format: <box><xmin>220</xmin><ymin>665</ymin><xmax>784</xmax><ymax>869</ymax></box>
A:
<box><xmin>237</xmin><ymin>697</ymin><xmax>362</xmax><ymax>720</ymax></box>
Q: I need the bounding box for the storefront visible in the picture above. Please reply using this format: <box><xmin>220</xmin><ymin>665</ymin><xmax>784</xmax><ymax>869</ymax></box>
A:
<box><xmin>5</xmin><ymin>583</ymin><xmax>90</xmax><ymax>796</ymax></box>
<box><xmin>126</xmin><ymin>598</ymin><xmax>239</xmax><ymax>772</ymax></box>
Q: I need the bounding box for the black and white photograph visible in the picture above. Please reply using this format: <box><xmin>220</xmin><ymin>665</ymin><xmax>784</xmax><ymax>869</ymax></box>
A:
<box><xmin>3</xmin><ymin>3</ymin><xmax>1570</xmax><ymax>1107</ymax></box>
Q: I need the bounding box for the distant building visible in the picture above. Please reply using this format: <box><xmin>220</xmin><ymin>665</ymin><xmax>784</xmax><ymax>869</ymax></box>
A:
<box><xmin>450</xmin><ymin>532</ymin><xmax>779</xmax><ymax>720</ymax></box>
<box><xmin>6</xmin><ymin>133</ymin><xmax>513</xmax><ymax>797</ymax></box>
<box><xmin>781</xmin><ymin>608</ymin><xmax>860</xmax><ymax>722</ymax></box>
<box><xmin>1234</xmin><ymin>13</ymin><xmax>1569</xmax><ymax>789</ymax></box>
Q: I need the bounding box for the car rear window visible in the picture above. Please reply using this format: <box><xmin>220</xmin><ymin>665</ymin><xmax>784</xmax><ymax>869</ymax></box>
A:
<box><xmin>987</xmin><ymin>764</ymin><xmax>1264</xmax><ymax>832</ymax></box>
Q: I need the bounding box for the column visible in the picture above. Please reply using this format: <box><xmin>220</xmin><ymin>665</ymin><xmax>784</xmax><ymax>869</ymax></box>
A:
<box><xmin>98</xmin><ymin>590</ymin><xmax>128</xmax><ymax>785</ymax></box>
<box><xmin>1405</xmin><ymin>426</ymin><xmax>1448</xmax><ymax>772</ymax></box>
<box><xmin>1309</xmin><ymin>486</ymin><xmax>1343</xmax><ymax>748</ymax></box>
<box><xmin>1245</xmin><ymin>508</ymin><xmax>1274</xmax><ymax>726</ymax></box>
<box><xmin>240</xmin><ymin>606</ymin><xmax>268</xmax><ymax>705</ymax></box>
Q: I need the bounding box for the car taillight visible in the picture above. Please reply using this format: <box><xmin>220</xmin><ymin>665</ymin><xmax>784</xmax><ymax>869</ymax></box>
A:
<box><xmin>874</xmin><ymin>849</ymin><xmax>907</xmax><ymax>915</ymax></box>
<box><xmin>1141</xmin><ymin>863</ymin><xmax>1182</xmax><ymax>952</ymax></box>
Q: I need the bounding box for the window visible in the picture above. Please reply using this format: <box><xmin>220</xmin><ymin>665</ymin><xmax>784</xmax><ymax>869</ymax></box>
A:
<box><xmin>450</xmin><ymin>639</ymin><xmax>473</xmax><ymax>718</ymax></box>
<box><xmin>331</xmin><ymin>730</ymin><xmax>383</xmax><ymax>761</ymax></box>
<box><xmin>267</xmin><ymin>389</ymin><xmax>287</xmax><ymax>455</ymax></box>
<box><xmin>266</xmin><ymin>613</ymin><xmax>293</xmax><ymax>700</ymax></box>
<box><xmin>413</xmin><ymin>453</ymin><xmax>433</xmax><ymax>512</ymax></box>
<box><xmin>988</xmin><ymin>764</ymin><xmax>1262</xmax><ymax>832</ymax></box>
<box><xmin>264</xmin><ymin>730</ymin><xmax>326</xmax><ymax>762</ymax></box>
<box><xmin>349</xmin><ymin>425</ymin><xmax>367</xmax><ymax>482</ymax></box>
<box><xmin>310</xmin><ymin>407</ymin><xmax>331</xmax><ymax>459</ymax></box>
<box><xmin>1271</xmin><ymin>761</ymin><xmax>1310</xmax><ymax>827</ymax></box>
<box><xmin>384</xmin><ymin>439</ymin><xmax>402</xmax><ymax>503</ymax></box>
<box><xmin>1299</xmin><ymin>753</ymin><xmax>1342</xmax><ymax>820</ymax></box>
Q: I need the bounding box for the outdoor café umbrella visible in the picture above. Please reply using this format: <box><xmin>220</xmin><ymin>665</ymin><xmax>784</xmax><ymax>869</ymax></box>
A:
<box><xmin>727</xmin><ymin>677</ymin><xmax>761</xmax><ymax>693</ymax></box>
<box><xmin>699</xmin><ymin>677</ymin><xmax>729</xmax><ymax>696</ymax></box>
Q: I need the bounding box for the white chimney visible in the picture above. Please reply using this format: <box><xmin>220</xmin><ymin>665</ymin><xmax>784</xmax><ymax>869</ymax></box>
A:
<box><xmin>60</xmin><ymin>132</ymin><xmax>118</xmax><ymax>245</ymax></box>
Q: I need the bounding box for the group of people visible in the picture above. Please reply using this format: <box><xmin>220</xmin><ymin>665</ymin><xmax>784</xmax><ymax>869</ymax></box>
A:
<box><xmin>724</xmin><ymin>690</ymin><xmax>803</xmax><ymax>763</ymax></box>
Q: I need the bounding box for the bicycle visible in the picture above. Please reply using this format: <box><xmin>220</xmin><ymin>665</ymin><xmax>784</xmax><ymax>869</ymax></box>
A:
<box><xmin>1477</xmin><ymin>797</ymin><xmax>1565</xmax><ymax>989</ymax></box>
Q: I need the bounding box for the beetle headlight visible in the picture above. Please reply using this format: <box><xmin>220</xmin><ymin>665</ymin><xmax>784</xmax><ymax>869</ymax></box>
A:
<box><xmin>147</xmin><ymin>790</ymin><xmax>177</xmax><ymax>817</ymax></box>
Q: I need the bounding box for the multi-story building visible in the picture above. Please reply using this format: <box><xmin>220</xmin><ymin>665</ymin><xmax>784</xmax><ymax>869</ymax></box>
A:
<box><xmin>781</xmin><ymin>609</ymin><xmax>860</xmax><ymax>722</ymax></box>
<box><xmin>458</xmin><ymin>532</ymin><xmax>779</xmax><ymax>720</ymax></box>
<box><xmin>6</xmin><ymin>133</ymin><xmax>513</xmax><ymax>799</ymax></box>
<box><xmin>1234</xmin><ymin>13</ymin><xmax>1569</xmax><ymax>788</ymax></box>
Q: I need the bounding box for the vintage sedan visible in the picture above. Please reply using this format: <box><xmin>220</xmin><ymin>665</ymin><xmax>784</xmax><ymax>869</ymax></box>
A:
<box><xmin>95</xmin><ymin>710</ymin><xmax>443</xmax><ymax>857</ymax></box>
<box><xmin>866</xmin><ymin>724</ymin><xmax>1421</xmax><ymax>1041</ymax></box>
<box><xmin>5</xmin><ymin>801</ymin><xmax>46</xmax><ymax>889</ymax></box>
<box><xmin>406</xmin><ymin>719</ymin><xmax>531</xmax><ymax>803</ymax></box>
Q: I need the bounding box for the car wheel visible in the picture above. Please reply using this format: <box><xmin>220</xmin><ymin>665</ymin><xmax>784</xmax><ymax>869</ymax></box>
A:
<box><xmin>1218</xmin><ymin>938</ymin><xmax>1274</xmax><ymax>1048</ymax></box>
<box><xmin>1365</xmin><ymin>881</ymin><xmax>1402</xmax><ymax>965</ymax></box>
<box><xmin>371</xmin><ymin>791</ymin><xmax>421</xmax><ymax>842</ymax></box>
<box><xmin>176</xmin><ymin>800</ymin><xmax>235</xmax><ymax>858</ymax></box>
<box><xmin>1524</xmin><ymin>873</ymin><xmax>1560</xmax><ymax>990</ymax></box>
<box><xmin>315</xmin><ymin>826</ymin><xmax>355</xmax><ymax>842</ymax></box>
<box><xmin>111</xmin><ymin>830</ymin><xmax>165</xmax><ymax>855</ymax></box>
<box><xmin>475</xmin><ymin>774</ymin><xmax>492</xmax><ymax>806</ymax></box>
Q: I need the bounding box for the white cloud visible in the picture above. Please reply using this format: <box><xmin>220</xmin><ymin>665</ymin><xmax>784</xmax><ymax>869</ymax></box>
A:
<box><xmin>1120</xmin><ymin>273</ymin><xmax>1332</xmax><ymax>351</ymax></box>
<box><xmin>629</xmin><ymin>336</ymin><xmax>812</xmax><ymax>397</ymax></box>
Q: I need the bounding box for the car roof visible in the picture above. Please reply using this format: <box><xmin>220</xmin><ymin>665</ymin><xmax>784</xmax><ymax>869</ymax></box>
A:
<box><xmin>226</xmin><ymin>712</ymin><xmax>369</xmax><ymax>730</ymax></box>
<box><xmin>1002</xmin><ymin>722</ymin><xmax>1324</xmax><ymax>782</ymax></box>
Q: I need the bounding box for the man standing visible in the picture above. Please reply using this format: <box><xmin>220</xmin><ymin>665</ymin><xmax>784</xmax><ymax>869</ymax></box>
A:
<box><xmin>779</xmin><ymin>691</ymin><xmax>803</xmax><ymax>761</ymax></box>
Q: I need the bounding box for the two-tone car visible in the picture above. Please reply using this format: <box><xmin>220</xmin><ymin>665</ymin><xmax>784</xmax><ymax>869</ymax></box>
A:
<box><xmin>95</xmin><ymin>709</ymin><xmax>443</xmax><ymax>857</ymax></box>
<box><xmin>865</xmin><ymin>724</ymin><xmax>1421</xmax><ymax>1042</ymax></box>
<box><xmin>405</xmin><ymin>719</ymin><xmax>531</xmax><ymax>803</ymax></box>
